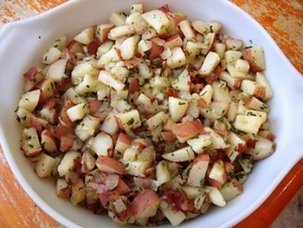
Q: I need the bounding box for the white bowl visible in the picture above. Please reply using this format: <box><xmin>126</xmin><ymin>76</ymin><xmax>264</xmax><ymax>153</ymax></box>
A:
<box><xmin>0</xmin><ymin>0</ymin><xmax>302</xmax><ymax>227</ymax></box>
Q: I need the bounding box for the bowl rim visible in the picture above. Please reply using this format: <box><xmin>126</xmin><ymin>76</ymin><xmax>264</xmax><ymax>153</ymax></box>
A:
<box><xmin>0</xmin><ymin>0</ymin><xmax>302</xmax><ymax>227</ymax></box>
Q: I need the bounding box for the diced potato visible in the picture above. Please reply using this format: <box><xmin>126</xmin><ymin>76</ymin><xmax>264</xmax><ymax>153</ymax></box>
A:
<box><xmin>245</xmin><ymin>110</ymin><xmax>267</xmax><ymax>123</ymax></box>
<box><xmin>138</xmin><ymin>40</ymin><xmax>152</xmax><ymax>55</ymax></box>
<box><xmin>201</xmin><ymin>101</ymin><xmax>229</xmax><ymax>120</ymax></box>
<box><xmin>208</xmin><ymin>160</ymin><xmax>226</xmax><ymax>188</ymax></box>
<box><xmin>202</xmin><ymin>33</ymin><xmax>216</xmax><ymax>54</ymax></box>
<box><xmin>168</xmin><ymin>97</ymin><xmax>189</xmax><ymax>122</ymax></box>
<box><xmin>52</xmin><ymin>35</ymin><xmax>67</xmax><ymax>51</ymax></box>
<box><xmin>41</xmin><ymin>129</ymin><xmax>57</xmax><ymax>153</ymax></box>
<box><xmin>96</xmin><ymin>41</ymin><xmax>114</xmax><ymax>58</ymax></box>
<box><xmin>74</xmin><ymin>74</ymin><xmax>98</xmax><ymax>95</ymax></box>
<box><xmin>212</xmin><ymin>81</ymin><xmax>231</xmax><ymax>102</ymax></box>
<box><xmin>42</xmin><ymin>47</ymin><xmax>62</xmax><ymax>64</ymax></box>
<box><xmin>123</xmin><ymin>148</ymin><xmax>138</xmax><ymax>161</ymax></box>
<box><xmin>164</xmin><ymin>35</ymin><xmax>183</xmax><ymax>49</ymax></box>
<box><xmin>74</xmin><ymin>27</ymin><xmax>95</xmax><ymax>45</ymax></box>
<box><xmin>141</xmin><ymin>10</ymin><xmax>170</xmax><ymax>34</ymax></box>
<box><xmin>241</xmin><ymin>80</ymin><xmax>266</xmax><ymax>99</ymax></box>
<box><xmin>194</xmin><ymin>191</ymin><xmax>206</xmax><ymax>210</ymax></box>
<box><xmin>70</xmin><ymin>179</ymin><xmax>85</xmax><ymax>205</ymax></box>
<box><xmin>81</xmin><ymin>150</ymin><xmax>96</xmax><ymax>171</ymax></box>
<box><xmin>219</xmin><ymin>71</ymin><xmax>241</xmax><ymax>89</ymax></box>
<box><xmin>242</xmin><ymin>47</ymin><xmax>265</xmax><ymax>72</ymax></box>
<box><xmin>35</xmin><ymin>153</ymin><xmax>57</xmax><ymax>177</ymax></box>
<box><xmin>233</xmin><ymin>114</ymin><xmax>264</xmax><ymax>134</ymax></box>
<box><xmin>171</xmin><ymin>69</ymin><xmax>190</xmax><ymax>91</ymax></box>
<box><xmin>226</xmin><ymin>132</ymin><xmax>245</xmax><ymax>162</ymax></box>
<box><xmin>96</xmin><ymin>155</ymin><xmax>125</xmax><ymax>174</ymax></box>
<box><xmin>167</xmin><ymin>47</ymin><xmax>187</xmax><ymax>69</ymax></box>
<box><xmin>21</xmin><ymin>127</ymin><xmax>41</xmax><ymax>156</ymax></box>
<box><xmin>137</xmin><ymin>146</ymin><xmax>156</xmax><ymax>162</ymax></box>
<box><xmin>247</xmin><ymin>97</ymin><xmax>270</xmax><ymax>112</ymax></box>
<box><xmin>172</xmin><ymin>120</ymin><xmax>204</xmax><ymax>143</ymax></box>
<box><xmin>192</xmin><ymin>20</ymin><xmax>208</xmax><ymax>34</ymax></box>
<box><xmin>214</xmin><ymin>43</ymin><xmax>226</xmax><ymax>58</ymax></box>
<box><xmin>162</xmin><ymin>146</ymin><xmax>195</xmax><ymax>162</ymax></box>
<box><xmin>126</xmin><ymin>13</ymin><xmax>148</xmax><ymax>34</ymax></box>
<box><xmin>18</xmin><ymin>89</ymin><xmax>41</xmax><ymax>112</ymax></box>
<box><xmin>199</xmin><ymin>84</ymin><xmax>214</xmax><ymax>107</ymax></box>
<box><xmin>160</xmin><ymin>201</ymin><xmax>186</xmax><ymax>226</ymax></box>
<box><xmin>97</xmin><ymin>48</ymin><xmax>121</xmax><ymax>67</ymax></box>
<box><xmin>119</xmin><ymin>35</ymin><xmax>140</xmax><ymax>60</ymax></box>
<box><xmin>220</xmin><ymin>179</ymin><xmax>243</xmax><ymax>201</ymax></box>
<box><xmin>185</xmin><ymin>41</ymin><xmax>207</xmax><ymax>59</ymax></box>
<box><xmin>109</xmin><ymin>12</ymin><xmax>126</xmax><ymax>26</ymax></box>
<box><xmin>75</xmin><ymin>115</ymin><xmax>100</xmax><ymax>141</ymax></box>
<box><xmin>131</xmin><ymin>189</ymin><xmax>160</xmax><ymax>218</ymax></box>
<box><xmin>179</xmin><ymin>20</ymin><xmax>195</xmax><ymax>40</ymax></box>
<box><xmin>57</xmin><ymin>151</ymin><xmax>81</xmax><ymax>177</ymax></box>
<box><xmin>115</xmin><ymin>133</ymin><xmax>132</xmax><ymax>153</ymax></box>
<box><xmin>146</xmin><ymin>111</ymin><xmax>168</xmax><ymax>130</ymax></box>
<box><xmin>156</xmin><ymin>161</ymin><xmax>171</xmax><ymax>185</ymax></box>
<box><xmin>224</xmin><ymin>50</ymin><xmax>242</xmax><ymax>65</ymax></box>
<box><xmin>91</xmin><ymin>132</ymin><xmax>113</xmax><ymax>156</ymax></box>
<box><xmin>187</xmin><ymin>134</ymin><xmax>212</xmax><ymax>154</ymax></box>
<box><xmin>200</xmin><ymin>51</ymin><xmax>220</xmax><ymax>75</ymax></box>
<box><xmin>255</xmin><ymin>72</ymin><xmax>273</xmax><ymax>101</ymax></box>
<box><xmin>15</xmin><ymin>106</ymin><xmax>31</xmax><ymax>127</ymax></box>
<box><xmin>40</xmin><ymin>78</ymin><xmax>56</xmax><ymax>99</ymax></box>
<box><xmin>126</xmin><ymin>161</ymin><xmax>150</xmax><ymax>176</ymax></box>
<box><xmin>71</xmin><ymin>61</ymin><xmax>99</xmax><ymax>85</ymax></box>
<box><xmin>66</xmin><ymin>103</ymin><xmax>89</xmax><ymax>122</ymax></box>
<box><xmin>187</xmin><ymin>153</ymin><xmax>210</xmax><ymax>187</ymax></box>
<box><xmin>130</xmin><ymin>4</ymin><xmax>144</xmax><ymax>14</ymax></box>
<box><xmin>108</xmin><ymin>25</ymin><xmax>135</xmax><ymax>40</ymax></box>
<box><xmin>101</xmin><ymin>113</ymin><xmax>119</xmax><ymax>136</ymax></box>
<box><xmin>235</xmin><ymin>59</ymin><xmax>250</xmax><ymax>73</ymax></box>
<box><xmin>96</xmin><ymin>24</ymin><xmax>115</xmax><ymax>43</ymax></box>
<box><xmin>248</xmin><ymin>136</ymin><xmax>275</xmax><ymax>160</ymax></box>
<box><xmin>182</xmin><ymin>186</ymin><xmax>203</xmax><ymax>199</ymax></box>
<box><xmin>226</xmin><ymin>64</ymin><xmax>250</xmax><ymax>79</ymax></box>
<box><xmin>205</xmin><ymin>186</ymin><xmax>226</xmax><ymax>207</ymax></box>
<box><xmin>204</xmin><ymin>127</ymin><xmax>229</xmax><ymax>149</ymax></box>
<box><xmin>116</xmin><ymin>109</ymin><xmax>141</xmax><ymax>130</ymax></box>
<box><xmin>225</xmin><ymin>38</ymin><xmax>243</xmax><ymax>51</ymax></box>
<box><xmin>56</xmin><ymin>179</ymin><xmax>71</xmax><ymax>199</ymax></box>
<box><xmin>98</xmin><ymin>70</ymin><xmax>125</xmax><ymax>91</ymax></box>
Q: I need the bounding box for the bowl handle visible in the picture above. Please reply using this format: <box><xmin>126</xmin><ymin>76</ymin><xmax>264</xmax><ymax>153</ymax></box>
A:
<box><xmin>235</xmin><ymin>159</ymin><xmax>303</xmax><ymax>227</ymax></box>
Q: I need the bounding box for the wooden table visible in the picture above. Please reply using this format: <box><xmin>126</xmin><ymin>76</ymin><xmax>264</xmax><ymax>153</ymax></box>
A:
<box><xmin>0</xmin><ymin>0</ymin><xmax>302</xmax><ymax>227</ymax></box>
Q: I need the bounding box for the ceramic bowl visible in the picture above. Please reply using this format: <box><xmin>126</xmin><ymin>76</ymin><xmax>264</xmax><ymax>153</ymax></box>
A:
<box><xmin>0</xmin><ymin>0</ymin><xmax>302</xmax><ymax>227</ymax></box>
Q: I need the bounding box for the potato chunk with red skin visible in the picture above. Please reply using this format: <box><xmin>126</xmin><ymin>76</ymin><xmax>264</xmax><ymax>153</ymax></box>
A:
<box><xmin>130</xmin><ymin>188</ymin><xmax>160</xmax><ymax>218</ymax></box>
<box><xmin>96</xmin><ymin>155</ymin><xmax>126</xmax><ymax>175</ymax></box>
<box><xmin>172</xmin><ymin>120</ymin><xmax>204</xmax><ymax>143</ymax></box>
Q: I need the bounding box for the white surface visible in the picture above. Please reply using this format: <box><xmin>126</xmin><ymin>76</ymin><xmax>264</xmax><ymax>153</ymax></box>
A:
<box><xmin>0</xmin><ymin>0</ymin><xmax>303</xmax><ymax>227</ymax></box>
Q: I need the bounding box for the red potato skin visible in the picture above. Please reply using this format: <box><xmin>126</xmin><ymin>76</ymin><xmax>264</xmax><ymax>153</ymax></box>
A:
<box><xmin>150</xmin><ymin>42</ymin><xmax>164</xmax><ymax>60</ymax></box>
<box><xmin>224</xmin><ymin>162</ymin><xmax>235</xmax><ymax>175</ymax></box>
<box><xmin>161</xmin><ymin>189</ymin><xmax>189</xmax><ymax>211</ymax></box>
<box><xmin>242</xmin><ymin>49</ymin><xmax>264</xmax><ymax>73</ymax></box>
<box><xmin>23</xmin><ymin>67</ymin><xmax>43</xmax><ymax>83</ymax></box>
<box><xmin>67</xmin><ymin>40</ymin><xmax>84</xmax><ymax>54</ymax></box>
<box><xmin>130</xmin><ymin>189</ymin><xmax>160</xmax><ymax>217</ymax></box>
<box><xmin>59</xmin><ymin>100</ymin><xmax>76</xmax><ymax>128</ymax></box>
<box><xmin>204</xmin><ymin>66</ymin><xmax>223</xmax><ymax>84</ymax></box>
<box><xmin>87</xmin><ymin>40</ymin><xmax>101</xmax><ymax>56</ymax></box>
<box><xmin>30</xmin><ymin>115</ymin><xmax>48</xmax><ymax>133</ymax></box>
<box><xmin>57</xmin><ymin>186</ymin><xmax>71</xmax><ymax>199</ymax></box>
<box><xmin>193</xmin><ymin>153</ymin><xmax>210</xmax><ymax>165</ymax></box>
<box><xmin>161</xmin><ymin>131</ymin><xmax>176</xmax><ymax>142</ymax></box>
<box><xmin>128</xmin><ymin>78</ymin><xmax>139</xmax><ymax>93</ymax></box>
<box><xmin>253</xmin><ymin>85</ymin><xmax>266</xmax><ymax>100</ymax></box>
<box><xmin>88</xmin><ymin>100</ymin><xmax>102</xmax><ymax>113</ymax></box>
<box><xmin>246</xmin><ymin>138</ymin><xmax>257</xmax><ymax>149</ymax></box>
<box><xmin>172</xmin><ymin>120</ymin><xmax>204</xmax><ymax>142</ymax></box>
<box><xmin>53</xmin><ymin>124</ymin><xmax>73</xmax><ymax>138</ymax></box>
<box><xmin>115</xmin><ymin>178</ymin><xmax>131</xmax><ymax>194</ymax></box>
<box><xmin>96</xmin><ymin>156</ymin><xmax>126</xmax><ymax>175</ymax></box>
<box><xmin>60</xmin><ymin>135</ymin><xmax>75</xmax><ymax>152</ymax></box>
<box><xmin>117</xmin><ymin>133</ymin><xmax>133</xmax><ymax>145</ymax></box>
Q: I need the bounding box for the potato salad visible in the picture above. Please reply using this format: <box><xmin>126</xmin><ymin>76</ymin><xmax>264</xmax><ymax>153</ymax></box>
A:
<box><xmin>15</xmin><ymin>4</ymin><xmax>276</xmax><ymax>226</ymax></box>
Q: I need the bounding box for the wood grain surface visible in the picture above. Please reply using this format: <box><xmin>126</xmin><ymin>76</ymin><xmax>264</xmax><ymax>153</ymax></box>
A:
<box><xmin>0</xmin><ymin>0</ymin><xmax>302</xmax><ymax>227</ymax></box>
